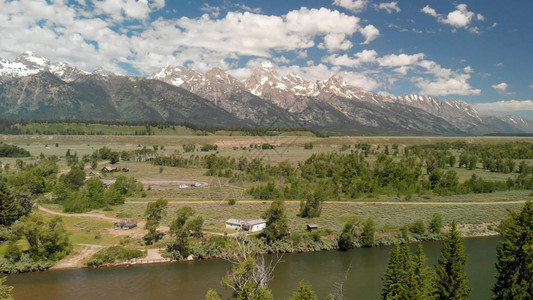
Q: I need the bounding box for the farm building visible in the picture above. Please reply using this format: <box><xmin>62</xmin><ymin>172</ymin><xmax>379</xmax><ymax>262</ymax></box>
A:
<box><xmin>225</xmin><ymin>218</ymin><xmax>266</xmax><ymax>232</ymax></box>
<box><xmin>114</xmin><ymin>220</ymin><xmax>137</xmax><ymax>230</ymax></box>
<box><xmin>307</xmin><ymin>224</ymin><xmax>319</xmax><ymax>232</ymax></box>
<box><xmin>102</xmin><ymin>166</ymin><xmax>118</xmax><ymax>173</ymax></box>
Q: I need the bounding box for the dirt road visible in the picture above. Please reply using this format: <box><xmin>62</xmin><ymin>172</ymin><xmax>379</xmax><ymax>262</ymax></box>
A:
<box><xmin>52</xmin><ymin>244</ymin><xmax>103</xmax><ymax>269</ymax></box>
<box><xmin>37</xmin><ymin>206</ymin><xmax>119</xmax><ymax>222</ymax></box>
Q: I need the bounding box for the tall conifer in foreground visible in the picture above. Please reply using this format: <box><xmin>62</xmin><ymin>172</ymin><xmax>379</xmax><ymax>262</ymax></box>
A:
<box><xmin>381</xmin><ymin>244</ymin><xmax>410</xmax><ymax>299</ymax></box>
<box><xmin>381</xmin><ymin>244</ymin><xmax>434</xmax><ymax>300</ymax></box>
<box><xmin>492</xmin><ymin>201</ymin><xmax>533</xmax><ymax>300</ymax></box>
<box><xmin>434</xmin><ymin>221</ymin><xmax>470</xmax><ymax>300</ymax></box>
<box><xmin>408</xmin><ymin>244</ymin><xmax>434</xmax><ymax>299</ymax></box>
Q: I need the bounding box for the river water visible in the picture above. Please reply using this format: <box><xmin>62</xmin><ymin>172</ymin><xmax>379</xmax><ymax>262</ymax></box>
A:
<box><xmin>7</xmin><ymin>236</ymin><xmax>499</xmax><ymax>300</ymax></box>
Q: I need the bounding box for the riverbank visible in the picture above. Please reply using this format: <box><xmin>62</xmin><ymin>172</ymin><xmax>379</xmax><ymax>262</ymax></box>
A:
<box><xmin>6</xmin><ymin>236</ymin><xmax>502</xmax><ymax>300</ymax></box>
<box><xmin>30</xmin><ymin>200</ymin><xmax>513</xmax><ymax>272</ymax></box>
<box><xmin>47</xmin><ymin>222</ymin><xmax>499</xmax><ymax>271</ymax></box>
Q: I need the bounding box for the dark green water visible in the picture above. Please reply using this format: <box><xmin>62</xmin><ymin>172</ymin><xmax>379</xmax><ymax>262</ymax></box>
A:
<box><xmin>7</xmin><ymin>236</ymin><xmax>499</xmax><ymax>299</ymax></box>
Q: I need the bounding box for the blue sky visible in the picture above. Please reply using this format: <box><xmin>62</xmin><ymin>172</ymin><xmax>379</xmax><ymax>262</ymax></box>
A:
<box><xmin>0</xmin><ymin>0</ymin><xmax>532</xmax><ymax>117</ymax></box>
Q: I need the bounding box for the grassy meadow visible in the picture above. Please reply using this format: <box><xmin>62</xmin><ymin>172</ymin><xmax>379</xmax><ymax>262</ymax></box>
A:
<box><xmin>1</xmin><ymin>133</ymin><xmax>532</xmax><ymax>256</ymax></box>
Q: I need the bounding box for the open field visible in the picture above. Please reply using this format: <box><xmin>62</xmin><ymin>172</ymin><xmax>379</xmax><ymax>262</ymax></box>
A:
<box><xmin>2</xmin><ymin>134</ymin><xmax>533</xmax><ymax>267</ymax></box>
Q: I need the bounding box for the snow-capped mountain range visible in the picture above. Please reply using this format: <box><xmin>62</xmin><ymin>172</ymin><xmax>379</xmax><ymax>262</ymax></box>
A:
<box><xmin>0</xmin><ymin>51</ymin><xmax>530</xmax><ymax>135</ymax></box>
<box><xmin>0</xmin><ymin>51</ymin><xmax>89</xmax><ymax>81</ymax></box>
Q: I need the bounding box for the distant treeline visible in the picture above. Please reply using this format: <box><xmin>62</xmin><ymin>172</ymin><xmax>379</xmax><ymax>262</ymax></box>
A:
<box><xmin>0</xmin><ymin>119</ymin><xmax>324</xmax><ymax>137</ymax></box>
<box><xmin>484</xmin><ymin>133</ymin><xmax>533</xmax><ymax>137</ymax></box>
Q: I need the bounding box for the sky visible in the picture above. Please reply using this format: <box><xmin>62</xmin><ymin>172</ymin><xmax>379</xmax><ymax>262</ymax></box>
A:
<box><xmin>0</xmin><ymin>0</ymin><xmax>532</xmax><ymax>118</ymax></box>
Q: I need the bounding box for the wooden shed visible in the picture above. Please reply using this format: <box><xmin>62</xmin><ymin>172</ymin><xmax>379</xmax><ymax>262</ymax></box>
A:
<box><xmin>307</xmin><ymin>224</ymin><xmax>319</xmax><ymax>232</ymax></box>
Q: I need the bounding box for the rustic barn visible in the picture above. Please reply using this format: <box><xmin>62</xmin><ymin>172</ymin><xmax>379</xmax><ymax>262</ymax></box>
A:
<box><xmin>307</xmin><ymin>224</ymin><xmax>319</xmax><ymax>232</ymax></box>
<box><xmin>102</xmin><ymin>166</ymin><xmax>118</xmax><ymax>173</ymax></box>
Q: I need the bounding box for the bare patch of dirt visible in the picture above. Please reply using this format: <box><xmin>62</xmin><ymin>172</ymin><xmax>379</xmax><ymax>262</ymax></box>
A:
<box><xmin>52</xmin><ymin>245</ymin><xmax>102</xmax><ymax>269</ymax></box>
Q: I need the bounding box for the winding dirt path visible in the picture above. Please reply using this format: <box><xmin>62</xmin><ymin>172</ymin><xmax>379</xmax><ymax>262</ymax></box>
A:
<box><xmin>37</xmin><ymin>206</ymin><xmax>119</xmax><ymax>222</ymax></box>
<box><xmin>52</xmin><ymin>244</ymin><xmax>103</xmax><ymax>269</ymax></box>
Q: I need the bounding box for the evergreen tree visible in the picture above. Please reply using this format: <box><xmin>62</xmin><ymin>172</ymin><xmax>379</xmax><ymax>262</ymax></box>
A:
<box><xmin>262</xmin><ymin>199</ymin><xmax>288</xmax><ymax>241</ymax></box>
<box><xmin>0</xmin><ymin>182</ymin><xmax>21</xmax><ymax>226</ymax></box>
<box><xmin>407</xmin><ymin>245</ymin><xmax>434</xmax><ymax>299</ymax></box>
<box><xmin>289</xmin><ymin>280</ymin><xmax>318</xmax><ymax>300</ymax></box>
<box><xmin>205</xmin><ymin>289</ymin><xmax>222</xmax><ymax>300</ymax></box>
<box><xmin>492</xmin><ymin>201</ymin><xmax>533</xmax><ymax>299</ymax></box>
<box><xmin>382</xmin><ymin>244</ymin><xmax>434</xmax><ymax>300</ymax></box>
<box><xmin>361</xmin><ymin>217</ymin><xmax>375</xmax><ymax>247</ymax></box>
<box><xmin>381</xmin><ymin>244</ymin><xmax>410</xmax><ymax>299</ymax></box>
<box><xmin>434</xmin><ymin>221</ymin><xmax>470</xmax><ymax>300</ymax></box>
<box><xmin>0</xmin><ymin>277</ymin><xmax>13</xmax><ymax>300</ymax></box>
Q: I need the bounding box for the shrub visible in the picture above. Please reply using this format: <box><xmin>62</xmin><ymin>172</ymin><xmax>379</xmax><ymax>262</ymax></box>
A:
<box><xmin>409</xmin><ymin>219</ymin><xmax>426</xmax><ymax>235</ymax></box>
<box><xmin>86</xmin><ymin>246</ymin><xmax>145</xmax><ymax>267</ymax></box>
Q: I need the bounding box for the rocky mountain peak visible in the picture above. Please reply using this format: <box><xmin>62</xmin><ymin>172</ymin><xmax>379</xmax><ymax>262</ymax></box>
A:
<box><xmin>244</xmin><ymin>61</ymin><xmax>284</xmax><ymax>96</ymax></box>
<box><xmin>204</xmin><ymin>67</ymin><xmax>242</xmax><ymax>86</ymax></box>
<box><xmin>15</xmin><ymin>50</ymin><xmax>50</xmax><ymax>69</ymax></box>
<box><xmin>93</xmin><ymin>67</ymin><xmax>115</xmax><ymax>77</ymax></box>
<box><xmin>149</xmin><ymin>65</ymin><xmax>204</xmax><ymax>87</ymax></box>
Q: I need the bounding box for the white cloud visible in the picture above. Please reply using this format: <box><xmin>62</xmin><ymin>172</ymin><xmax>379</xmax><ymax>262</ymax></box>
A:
<box><xmin>415</xmin><ymin>74</ymin><xmax>481</xmax><ymax>96</ymax></box>
<box><xmin>473</xmin><ymin>100</ymin><xmax>533</xmax><ymax>114</ymax></box>
<box><xmin>463</xmin><ymin>66</ymin><xmax>474</xmax><ymax>73</ymax></box>
<box><xmin>321</xmin><ymin>33</ymin><xmax>353</xmax><ymax>51</ymax></box>
<box><xmin>200</xmin><ymin>3</ymin><xmax>221</xmax><ymax>18</ymax></box>
<box><xmin>273</xmin><ymin>56</ymin><xmax>291</xmax><ymax>64</ymax></box>
<box><xmin>441</xmin><ymin>4</ymin><xmax>474</xmax><ymax>28</ymax></box>
<box><xmin>421</xmin><ymin>5</ymin><xmax>438</xmax><ymax>17</ymax></box>
<box><xmin>376</xmin><ymin>2</ymin><xmax>400</xmax><ymax>14</ymax></box>
<box><xmin>360</xmin><ymin>24</ymin><xmax>380</xmax><ymax>44</ymax></box>
<box><xmin>421</xmin><ymin>4</ymin><xmax>483</xmax><ymax>30</ymax></box>
<box><xmin>393</xmin><ymin>66</ymin><xmax>411</xmax><ymax>75</ymax></box>
<box><xmin>492</xmin><ymin>82</ymin><xmax>508</xmax><ymax>93</ymax></box>
<box><xmin>530</xmin><ymin>85</ymin><xmax>533</xmax><ymax>88</ymax></box>
<box><xmin>323</xmin><ymin>49</ymin><xmax>378</xmax><ymax>67</ymax></box>
<box><xmin>332</xmin><ymin>0</ymin><xmax>368</xmax><ymax>13</ymax></box>
<box><xmin>93</xmin><ymin>0</ymin><xmax>164</xmax><ymax>21</ymax></box>
<box><xmin>377</xmin><ymin>53</ymin><xmax>425</xmax><ymax>67</ymax></box>
<box><xmin>233</xmin><ymin>3</ymin><xmax>262</xmax><ymax>14</ymax></box>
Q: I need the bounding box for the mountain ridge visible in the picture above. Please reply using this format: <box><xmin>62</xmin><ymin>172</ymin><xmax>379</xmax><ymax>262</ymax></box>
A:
<box><xmin>0</xmin><ymin>51</ymin><xmax>529</xmax><ymax>135</ymax></box>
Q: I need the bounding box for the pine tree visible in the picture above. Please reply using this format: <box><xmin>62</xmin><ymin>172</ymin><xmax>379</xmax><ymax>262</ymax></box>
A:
<box><xmin>492</xmin><ymin>201</ymin><xmax>533</xmax><ymax>299</ymax></box>
<box><xmin>0</xmin><ymin>182</ymin><xmax>21</xmax><ymax>226</ymax></box>
<box><xmin>434</xmin><ymin>221</ymin><xmax>470</xmax><ymax>300</ymax></box>
<box><xmin>0</xmin><ymin>277</ymin><xmax>13</xmax><ymax>300</ymax></box>
<box><xmin>381</xmin><ymin>244</ymin><xmax>410</xmax><ymax>299</ymax></box>
<box><xmin>289</xmin><ymin>280</ymin><xmax>318</xmax><ymax>300</ymax></box>
<box><xmin>407</xmin><ymin>244</ymin><xmax>434</xmax><ymax>299</ymax></box>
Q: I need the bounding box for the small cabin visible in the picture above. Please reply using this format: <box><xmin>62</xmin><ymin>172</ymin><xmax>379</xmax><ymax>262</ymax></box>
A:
<box><xmin>307</xmin><ymin>224</ymin><xmax>319</xmax><ymax>232</ymax></box>
<box><xmin>225</xmin><ymin>218</ymin><xmax>243</xmax><ymax>230</ymax></box>
<box><xmin>102</xmin><ymin>166</ymin><xmax>118</xmax><ymax>173</ymax></box>
<box><xmin>114</xmin><ymin>220</ymin><xmax>137</xmax><ymax>230</ymax></box>
<box><xmin>242</xmin><ymin>219</ymin><xmax>267</xmax><ymax>232</ymax></box>
<box><xmin>225</xmin><ymin>218</ymin><xmax>267</xmax><ymax>232</ymax></box>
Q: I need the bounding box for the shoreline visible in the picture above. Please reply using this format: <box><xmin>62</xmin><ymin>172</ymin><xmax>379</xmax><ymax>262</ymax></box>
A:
<box><xmin>47</xmin><ymin>230</ymin><xmax>500</xmax><ymax>271</ymax></box>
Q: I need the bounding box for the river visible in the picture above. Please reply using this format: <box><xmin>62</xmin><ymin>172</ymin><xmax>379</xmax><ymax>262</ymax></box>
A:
<box><xmin>6</xmin><ymin>236</ymin><xmax>499</xmax><ymax>299</ymax></box>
